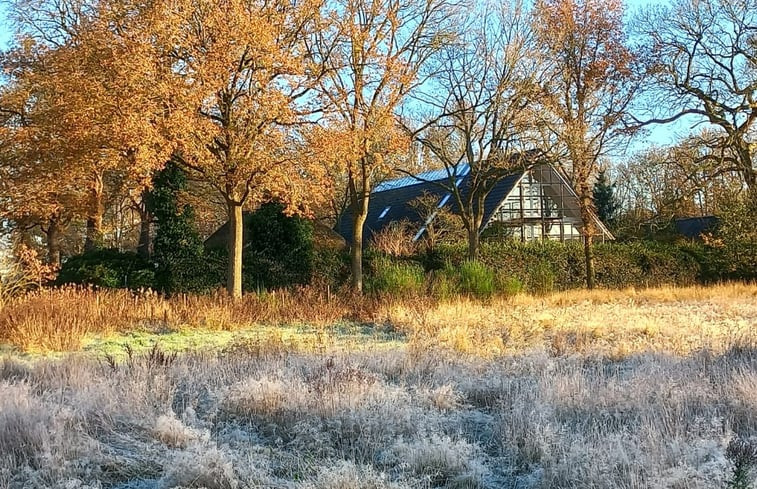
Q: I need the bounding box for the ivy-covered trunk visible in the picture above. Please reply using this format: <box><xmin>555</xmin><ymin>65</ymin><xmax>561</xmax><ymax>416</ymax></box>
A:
<box><xmin>137</xmin><ymin>193</ymin><xmax>152</xmax><ymax>259</ymax></box>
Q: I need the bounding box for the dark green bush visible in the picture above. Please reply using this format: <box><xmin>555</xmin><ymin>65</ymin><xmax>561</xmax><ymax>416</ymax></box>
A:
<box><xmin>243</xmin><ymin>202</ymin><xmax>315</xmax><ymax>290</ymax></box>
<box><xmin>312</xmin><ymin>248</ymin><xmax>350</xmax><ymax>287</ymax></box>
<box><xmin>57</xmin><ymin>249</ymin><xmax>155</xmax><ymax>289</ymax></box>
<box><xmin>680</xmin><ymin>242</ymin><xmax>757</xmax><ymax>283</ymax></box>
<box><xmin>148</xmin><ymin>162</ymin><xmax>220</xmax><ymax>293</ymax></box>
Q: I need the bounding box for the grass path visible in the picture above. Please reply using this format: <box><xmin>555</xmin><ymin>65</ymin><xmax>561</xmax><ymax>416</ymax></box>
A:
<box><xmin>2</xmin><ymin>321</ymin><xmax>407</xmax><ymax>361</ymax></box>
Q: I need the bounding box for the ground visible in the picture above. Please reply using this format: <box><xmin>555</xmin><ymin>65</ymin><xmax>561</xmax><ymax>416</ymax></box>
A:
<box><xmin>1</xmin><ymin>284</ymin><xmax>756</xmax><ymax>488</ymax></box>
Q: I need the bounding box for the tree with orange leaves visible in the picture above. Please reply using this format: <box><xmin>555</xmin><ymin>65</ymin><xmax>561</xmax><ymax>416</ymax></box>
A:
<box><xmin>159</xmin><ymin>0</ymin><xmax>327</xmax><ymax>298</ymax></box>
<box><xmin>0</xmin><ymin>48</ymin><xmax>90</xmax><ymax>265</ymax></box>
<box><xmin>532</xmin><ymin>0</ymin><xmax>639</xmax><ymax>288</ymax></box>
<box><xmin>3</xmin><ymin>0</ymin><xmax>176</xmax><ymax>251</ymax></box>
<box><xmin>309</xmin><ymin>0</ymin><xmax>457</xmax><ymax>292</ymax></box>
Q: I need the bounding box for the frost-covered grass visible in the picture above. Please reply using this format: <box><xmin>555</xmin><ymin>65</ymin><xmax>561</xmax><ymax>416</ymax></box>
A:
<box><xmin>1</xmin><ymin>284</ymin><xmax>757</xmax><ymax>488</ymax></box>
<box><xmin>2</xmin><ymin>345</ymin><xmax>757</xmax><ymax>487</ymax></box>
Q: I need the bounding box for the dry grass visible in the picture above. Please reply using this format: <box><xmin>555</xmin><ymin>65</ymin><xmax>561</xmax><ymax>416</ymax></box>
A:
<box><xmin>387</xmin><ymin>282</ymin><xmax>757</xmax><ymax>359</ymax></box>
<box><xmin>1</xmin><ymin>283</ymin><xmax>755</xmax><ymax>356</ymax></box>
<box><xmin>0</xmin><ymin>286</ymin><xmax>356</xmax><ymax>352</ymax></box>
<box><xmin>1</xmin><ymin>339</ymin><xmax>757</xmax><ymax>487</ymax></box>
<box><xmin>1</xmin><ymin>284</ymin><xmax>757</xmax><ymax>487</ymax></box>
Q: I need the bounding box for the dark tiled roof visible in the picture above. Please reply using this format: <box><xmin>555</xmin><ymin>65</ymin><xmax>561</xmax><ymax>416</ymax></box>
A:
<box><xmin>205</xmin><ymin>212</ymin><xmax>256</xmax><ymax>250</ymax></box>
<box><xmin>674</xmin><ymin>216</ymin><xmax>719</xmax><ymax>239</ymax></box>
<box><xmin>337</xmin><ymin>170</ymin><xmax>525</xmax><ymax>244</ymax></box>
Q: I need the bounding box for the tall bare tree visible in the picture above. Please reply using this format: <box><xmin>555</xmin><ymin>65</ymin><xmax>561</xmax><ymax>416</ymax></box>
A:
<box><xmin>635</xmin><ymin>0</ymin><xmax>757</xmax><ymax>195</ymax></box>
<box><xmin>533</xmin><ymin>0</ymin><xmax>639</xmax><ymax>289</ymax></box>
<box><xmin>613</xmin><ymin>135</ymin><xmax>746</xmax><ymax>235</ymax></box>
<box><xmin>405</xmin><ymin>0</ymin><xmax>541</xmax><ymax>260</ymax></box>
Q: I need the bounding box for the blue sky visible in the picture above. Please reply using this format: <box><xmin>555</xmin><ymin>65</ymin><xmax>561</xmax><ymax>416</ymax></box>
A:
<box><xmin>0</xmin><ymin>0</ymin><xmax>667</xmax><ymax>54</ymax></box>
<box><xmin>0</xmin><ymin>4</ymin><xmax>11</xmax><ymax>51</ymax></box>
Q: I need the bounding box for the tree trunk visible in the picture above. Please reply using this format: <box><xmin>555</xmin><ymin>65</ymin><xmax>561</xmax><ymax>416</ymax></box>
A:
<box><xmin>579</xmin><ymin>192</ymin><xmax>596</xmax><ymax>289</ymax></box>
<box><xmin>46</xmin><ymin>216</ymin><xmax>61</xmax><ymax>268</ymax></box>
<box><xmin>350</xmin><ymin>206</ymin><xmax>368</xmax><ymax>293</ymax></box>
<box><xmin>583</xmin><ymin>232</ymin><xmax>595</xmax><ymax>289</ymax></box>
<box><xmin>465</xmin><ymin>198</ymin><xmax>484</xmax><ymax>261</ymax></box>
<box><xmin>226</xmin><ymin>201</ymin><xmax>244</xmax><ymax>298</ymax></box>
<box><xmin>84</xmin><ymin>172</ymin><xmax>104</xmax><ymax>251</ymax></box>
<box><xmin>137</xmin><ymin>206</ymin><xmax>152</xmax><ymax>259</ymax></box>
<box><xmin>466</xmin><ymin>224</ymin><xmax>480</xmax><ymax>261</ymax></box>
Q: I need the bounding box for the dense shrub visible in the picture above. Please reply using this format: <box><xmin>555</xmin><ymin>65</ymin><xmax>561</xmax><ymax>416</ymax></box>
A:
<box><xmin>423</xmin><ymin>260</ymin><xmax>517</xmax><ymax>300</ymax></box>
<box><xmin>498</xmin><ymin>275</ymin><xmax>524</xmax><ymax>297</ymax></box>
<box><xmin>311</xmin><ymin>248</ymin><xmax>350</xmax><ymax>288</ymax></box>
<box><xmin>456</xmin><ymin>261</ymin><xmax>496</xmax><ymax>299</ymax></box>
<box><xmin>366</xmin><ymin>256</ymin><xmax>425</xmax><ymax>296</ymax></box>
<box><xmin>57</xmin><ymin>249</ymin><xmax>155</xmax><ymax>289</ymax></box>
<box><xmin>527</xmin><ymin>261</ymin><xmax>556</xmax><ymax>295</ymax></box>
<box><xmin>243</xmin><ymin>202</ymin><xmax>315</xmax><ymax>290</ymax></box>
<box><xmin>680</xmin><ymin>242</ymin><xmax>757</xmax><ymax>283</ymax></box>
<box><xmin>423</xmin><ymin>240</ymin><xmax>755</xmax><ymax>293</ymax></box>
<box><xmin>148</xmin><ymin>162</ymin><xmax>219</xmax><ymax>293</ymax></box>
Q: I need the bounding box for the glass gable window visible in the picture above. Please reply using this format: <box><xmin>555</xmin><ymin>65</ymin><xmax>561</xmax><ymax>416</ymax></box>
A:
<box><xmin>484</xmin><ymin>165</ymin><xmax>592</xmax><ymax>243</ymax></box>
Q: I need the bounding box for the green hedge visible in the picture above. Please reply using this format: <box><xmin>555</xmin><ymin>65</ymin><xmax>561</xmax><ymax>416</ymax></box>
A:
<box><xmin>679</xmin><ymin>242</ymin><xmax>757</xmax><ymax>283</ymax></box>
<box><xmin>387</xmin><ymin>240</ymin><xmax>756</xmax><ymax>295</ymax></box>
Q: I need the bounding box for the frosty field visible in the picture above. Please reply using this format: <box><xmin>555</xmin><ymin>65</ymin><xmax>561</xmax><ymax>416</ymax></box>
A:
<box><xmin>1</xmin><ymin>284</ymin><xmax>757</xmax><ymax>489</ymax></box>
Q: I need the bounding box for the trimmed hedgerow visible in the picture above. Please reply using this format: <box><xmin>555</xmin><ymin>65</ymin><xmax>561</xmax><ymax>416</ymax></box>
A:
<box><xmin>410</xmin><ymin>240</ymin><xmax>755</xmax><ymax>294</ymax></box>
<box><xmin>679</xmin><ymin>242</ymin><xmax>757</xmax><ymax>284</ymax></box>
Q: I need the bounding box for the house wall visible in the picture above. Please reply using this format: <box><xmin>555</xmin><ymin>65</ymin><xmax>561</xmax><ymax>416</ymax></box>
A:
<box><xmin>484</xmin><ymin>165</ymin><xmax>590</xmax><ymax>242</ymax></box>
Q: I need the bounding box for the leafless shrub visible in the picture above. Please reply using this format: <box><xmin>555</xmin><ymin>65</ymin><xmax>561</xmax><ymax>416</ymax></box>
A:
<box><xmin>300</xmin><ymin>461</ymin><xmax>407</xmax><ymax>489</ymax></box>
<box><xmin>369</xmin><ymin>220</ymin><xmax>417</xmax><ymax>257</ymax></box>
<box><xmin>158</xmin><ymin>444</ymin><xmax>238</xmax><ymax>489</ymax></box>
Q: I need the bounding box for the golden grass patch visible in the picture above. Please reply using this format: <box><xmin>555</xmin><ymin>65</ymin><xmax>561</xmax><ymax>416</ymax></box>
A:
<box><xmin>1</xmin><ymin>283</ymin><xmax>755</xmax><ymax>356</ymax></box>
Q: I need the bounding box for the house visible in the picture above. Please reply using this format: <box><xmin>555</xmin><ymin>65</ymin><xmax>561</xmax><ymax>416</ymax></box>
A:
<box><xmin>673</xmin><ymin>216</ymin><xmax>719</xmax><ymax>240</ymax></box>
<box><xmin>337</xmin><ymin>162</ymin><xmax>614</xmax><ymax>244</ymax></box>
